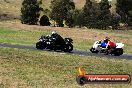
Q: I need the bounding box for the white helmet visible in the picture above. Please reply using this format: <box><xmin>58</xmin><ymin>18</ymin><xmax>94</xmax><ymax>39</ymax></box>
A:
<box><xmin>52</xmin><ymin>31</ymin><xmax>57</xmax><ymax>34</ymax></box>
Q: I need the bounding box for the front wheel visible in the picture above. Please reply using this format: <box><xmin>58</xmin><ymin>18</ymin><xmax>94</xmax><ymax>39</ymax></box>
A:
<box><xmin>36</xmin><ymin>42</ymin><xmax>44</xmax><ymax>50</ymax></box>
<box><xmin>63</xmin><ymin>44</ymin><xmax>73</xmax><ymax>52</ymax></box>
<box><xmin>90</xmin><ymin>47</ymin><xmax>99</xmax><ymax>53</ymax></box>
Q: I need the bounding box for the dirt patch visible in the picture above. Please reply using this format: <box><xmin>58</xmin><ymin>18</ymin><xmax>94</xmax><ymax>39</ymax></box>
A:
<box><xmin>0</xmin><ymin>13</ymin><xmax>19</xmax><ymax>21</ymax></box>
<box><xmin>73</xmin><ymin>0</ymin><xmax>85</xmax><ymax>9</ymax></box>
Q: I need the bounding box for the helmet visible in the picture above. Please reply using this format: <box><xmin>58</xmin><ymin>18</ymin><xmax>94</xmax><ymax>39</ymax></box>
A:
<box><xmin>52</xmin><ymin>31</ymin><xmax>57</xmax><ymax>35</ymax></box>
<box><xmin>104</xmin><ymin>36</ymin><xmax>110</xmax><ymax>40</ymax></box>
<box><xmin>104</xmin><ymin>36</ymin><xmax>110</xmax><ymax>43</ymax></box>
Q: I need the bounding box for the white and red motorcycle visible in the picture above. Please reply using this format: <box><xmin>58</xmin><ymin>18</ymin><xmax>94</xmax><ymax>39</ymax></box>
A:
<box><xmin>90</xmin><ymin>40</ymin><xmax>124</xmax><ymax>56</ymax></box>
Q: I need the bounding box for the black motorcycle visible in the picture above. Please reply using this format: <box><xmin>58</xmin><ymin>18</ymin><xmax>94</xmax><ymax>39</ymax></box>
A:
<box><xmin>36</xmin><ymin>35</ymin><xmax>73</xmax><ymax>52</ymax></box>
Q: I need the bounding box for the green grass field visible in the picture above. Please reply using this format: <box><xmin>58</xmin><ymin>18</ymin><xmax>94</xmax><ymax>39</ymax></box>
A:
<box><xmin>0</xmin><ymin>47</ymin><xmax>132</xmax><ymax>88</ymax></box>
<box><xmin>1</xmin><ymin>0</ymin><xmax>132</xmax><ymax>88</ymax></box>
<box><xmin>0</xmin><ymin>22</ymin><xmax>132</xmax><ymax>54</ymax></box>
<box><xmin>0</xmin><ymin>22</ymin><xmax>132</xmax><ymax>88</ymax></box>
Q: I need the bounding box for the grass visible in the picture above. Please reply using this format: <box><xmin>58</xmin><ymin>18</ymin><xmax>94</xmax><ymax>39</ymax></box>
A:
<box><xmin>0</xmin><ymin>27</ymin><xmax>48</xmax><ymax>45</ymax></box>
<box><xmin>0</xmin><ymin>22</ymin><xmax>132</xmax><ymax>87</ymax></box>
<box><xmin>0</xmin><ymin>22</ymin><xmax>132</xmax><ymax>54</ymax></box>
<box><xmin>0</xmin><ymin>47</ymin><xmax>132</xmax><ymax>88</ymax></box>
<box><xmin>1</xmin><ymin>0</ymin><xmax>132</xmax><ymax>88</ymax></box>
<box><xmin>0</xmin><ymin>0</ymin><xmax>21</xmax><ymax>20</ymax></box>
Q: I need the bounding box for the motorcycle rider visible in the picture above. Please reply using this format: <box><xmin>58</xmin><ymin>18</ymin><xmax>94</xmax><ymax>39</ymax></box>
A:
<box><xmin>51</xmin><ymin>31</ymin><xmax>65</xmax><ymax>45</ymax></box>
<box><xmin>101</xmin><ymin>40</ymin><xmax>107</xmax><ymax>48</ymax></box>
<box><xmin>103</xmin><ymin>37</ymin><xmax>116</xmax><ymax>54</ymax></box>
<box><xmin>100</xmin><ymin>37</ymin><xmax>110</xmax><ymax>48</ymax></box>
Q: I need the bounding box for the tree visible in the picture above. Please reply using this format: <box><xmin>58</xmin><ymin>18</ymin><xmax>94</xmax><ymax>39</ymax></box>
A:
<box><xmin>116</xmin><ymin>0</ymin><xmax>132</xmax><ymax>26</ymax></box>
<box><xmin>82</xmin><ymin>0</ymin><xmax>101</xmax><ymax>28</ymax></box>
<box><xmin>39</xmin><ymin>15</ymin><xmax>51</xmax><ymax>26</ymax></box>
<box><xmin>73</xmin><ymin>9</ymin><xmax>84</xmax><ymax>28</ymax></box>
<box><xmin>110</xmin><ymin>12</ymin><xmax>121</xmax><ymax>29</ymax></box>
<box><xmin>65</xmin><ymin>9</ymin><xmax>76</xmax><ymax>28</ymax></box>
<box><xmin>21</xmin><ymin>0</ymin><xmax>42</xmax><ymax>25</ymax></box>
<box><xmin>50</xmin><ymin>0</ymin><xmax>75</xmax><ymax>27</ymax></box>
<box><xmin>98</xmin><ymin>0</ymin><xmax>111</xmax><ymax>29</ymax></box>
<box><xmin>82</xmin><ymin>0</ymin><xmax>93</xmax><ymax>28</ymax></box>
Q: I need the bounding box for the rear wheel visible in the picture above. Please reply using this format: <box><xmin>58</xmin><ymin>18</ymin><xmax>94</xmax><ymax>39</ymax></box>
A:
<box><xmin>114</xmin><ymin>48</ymin><xmax>123</xmax><ymax>56</ymax></box>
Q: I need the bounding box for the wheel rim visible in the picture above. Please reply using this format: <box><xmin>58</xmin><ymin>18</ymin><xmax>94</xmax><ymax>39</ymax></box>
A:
<box><xmin>68</xmin><ymin>45</ymin><xmax>72</xmax><ymax>50</ymax></box>
<box><xmin>64</xmin><ymin>44</ymin><xmax>73</xmax><ymax>52</ymax></box>
<box><xmin>90</xmin><ymin>48</ymin><xmax>95</xmax><ymax>52</ymax></box>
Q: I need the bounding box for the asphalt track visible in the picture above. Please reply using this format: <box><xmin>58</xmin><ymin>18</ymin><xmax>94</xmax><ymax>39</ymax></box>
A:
<box><xmin>0</xmin><ymin>43</ymin><xmax>132</xmax><ymax>60</ymax></box>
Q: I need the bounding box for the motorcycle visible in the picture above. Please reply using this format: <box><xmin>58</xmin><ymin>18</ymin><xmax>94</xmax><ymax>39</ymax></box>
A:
<box><xmin>36</xmin><ymin>35</ymin><xmax>73</xmax><ymax>52</ymax></box>
<box><xmin>90</xmin><ymin>40</ymin><xmax>124</xmax><ymax>56</ymax></box>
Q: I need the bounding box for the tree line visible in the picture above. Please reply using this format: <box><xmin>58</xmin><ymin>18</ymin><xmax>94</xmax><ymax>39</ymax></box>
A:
<box><xmin>21</xmin><ymin>0</ymin><xmax>132</xmax><ymax>30</ymax></box>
